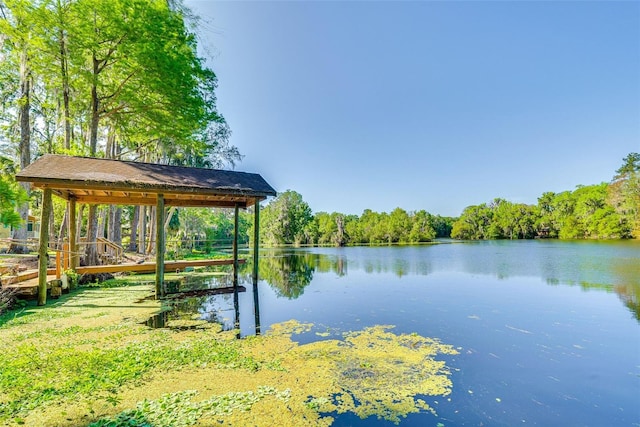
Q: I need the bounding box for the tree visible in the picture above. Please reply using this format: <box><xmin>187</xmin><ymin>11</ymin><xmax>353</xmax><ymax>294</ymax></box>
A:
<box><xmin>261</xmin><ymin>190</ymin><xmax>313</xmax><ymax>246</ymax></box>
<box><xmin>431</xmin><ymin>215</ymin><xmax>454</xmax><ymax>238</ymax></box>
<box><xmin>609</xmin><ymin>153</ymin><xmax>640</xmax><ymax>237</ymax></box>
<box><xmin>614</xmin><ymin>152</ymin><xmax>640</xmax><ymax>181</ymax></box>
<box><xmin>0</xmin><ymin>156</ymin><xmax>27</xmax><ymax>227</ymax></box>
<box><xmin>0</xmin><ymin>0</ymin><xmax>39</xmax><ymax>253</ymax></box>
<box><xmin>451</xmin><ymin>204</ymin><xmax>494</xmax><ymax>240</ymax></box>
<box><xmin>408</xmin><ymin>210</ymin><xmax>436</xmax><ymax>242</ymax></box>
<box><xmin>387</xmin><ymin>208</ymin><xmax>411</xmax><ymax>243</ymax></box>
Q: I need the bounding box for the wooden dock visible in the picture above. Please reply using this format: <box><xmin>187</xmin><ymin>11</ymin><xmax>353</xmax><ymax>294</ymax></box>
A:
<box><xmin>0</xmin><ymin>258</ymin><xmax>245</xmax><ymax>298</ymax></box>
<box><xmin>72</xmin><ymin>258</ymin><xmax>245</xmax><ymax>275</ymax></box>
<box><xmin>2</xmin><ymin>275</ymin><xmax>59</xmax><ymax>298</ymax></box>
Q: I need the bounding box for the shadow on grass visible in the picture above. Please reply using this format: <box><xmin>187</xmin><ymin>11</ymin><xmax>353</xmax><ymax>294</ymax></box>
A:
<box><xmin>0</xmin><ymin>284</ymin><xmax>157</xmax><ymax>328</ymax></box>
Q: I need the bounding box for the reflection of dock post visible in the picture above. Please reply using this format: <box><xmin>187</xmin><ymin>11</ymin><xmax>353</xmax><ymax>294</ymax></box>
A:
<box><xmin>233</xmin><ymin>289</ymin><xmax>240</xmax><ymax>339</ymax></box>
<box><xmin>253</xmin><ymin>282</ymin><xmax>261</xmax><ymax>335</ymax></box>
<box><xmin>253</xmin><ymin>198</ymin><xmax>261</xmax><ymax>335</ymax></box>
<box><xmin>233</xmin><ymin>203</ymin><xmax>240</xmax><ymax>337</ymax></box>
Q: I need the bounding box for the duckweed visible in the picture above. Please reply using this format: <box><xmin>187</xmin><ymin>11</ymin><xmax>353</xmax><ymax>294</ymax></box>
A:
<box><xmin>0</xmin><ymin>286</ymin><xmax>457</xmax><ymax>426</ymax></box>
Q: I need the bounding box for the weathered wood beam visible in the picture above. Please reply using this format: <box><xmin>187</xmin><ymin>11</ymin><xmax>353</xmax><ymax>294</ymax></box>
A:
<box><xmin>38</xmin><ymin>188</ymin><xmax>52</xmax><ymax>306</ymax></box>
<box><xmin>163</xmin><ymin>199</ymin><xmax>248</xmax><ymax>208</ymax></box>
<box><xmin>65</xmin><ymin>193</ymin><xmax>251</xmax><ymax>208</ymax></box>
<box><xmin>73</xmin><ymin>195</ymin><xmax>155</xmax><ymax>205</ymax></box>
<box><xmin>52</xmin><ymin>189</ymin><xmax>71</xmax><ymax>200</ymax></box>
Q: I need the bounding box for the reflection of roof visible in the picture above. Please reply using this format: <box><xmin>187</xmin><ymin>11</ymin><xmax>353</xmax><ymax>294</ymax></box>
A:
<box><xmin>16</xmin><ymin>155</ymin><xmax>276</xmax><ymax>208</ymax></box>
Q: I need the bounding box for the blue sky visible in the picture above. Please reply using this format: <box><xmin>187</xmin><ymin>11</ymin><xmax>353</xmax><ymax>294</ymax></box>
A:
<box><xmin>187</xmin><ymin>0</ymin><xmax>640</xmax><ymax>217</ymax></box>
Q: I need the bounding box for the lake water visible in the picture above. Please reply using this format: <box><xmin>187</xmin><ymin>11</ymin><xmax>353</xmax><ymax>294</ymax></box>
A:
<box><xmin>161</xmin><ymin>240</ymin><xmax>640</xmax><ymax>426</ymax></box>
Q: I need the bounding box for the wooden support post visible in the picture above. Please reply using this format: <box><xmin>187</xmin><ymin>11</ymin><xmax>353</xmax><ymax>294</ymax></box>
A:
<box><xmin>233</xmin><ymin>203</ymin><xmax>240</xmax><ymax>337</ymax></box>
<box><xmin>69</xmin><ymin>197</ymin><xmax>78</xmax><ymax>270</ymax></box>
<box><xmin>63</xmin><ymin>242</ymin><xmax>69</xmax><ymax>271</ymax></box>
<box><xmin>252</xmin><ymin>199</ymin><xmax>260</xmax><ymax>283</ymax></box>
<box><xmin>155</xmin><ymin>194</ymin><xmax>165</xmax><ymax>299</ymax></box>
<box><xmin>233</xmin><ymin>203</ymin><xmax>239</xmax><ymax>288</ymax></box>
<box><xmin>252</xmin><ymin>198</ymin><xmax>261</xmax><ymax>335</ymax></box>
<box><xmin>55</xmin><ymin>250</ymin><xmax>61</xmax><ymax>279</ymax></box>
<box><xmin>37</xmin><ymin>188</ymin><xmax>52</xmax><ymax>306</ymax></box>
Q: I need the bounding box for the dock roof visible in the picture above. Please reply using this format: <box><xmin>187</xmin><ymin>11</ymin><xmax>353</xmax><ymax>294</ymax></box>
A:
<box><xmin>16</xmin><ymin>155</ymin><xmax>276</xmax><ymax>208</ymax></box>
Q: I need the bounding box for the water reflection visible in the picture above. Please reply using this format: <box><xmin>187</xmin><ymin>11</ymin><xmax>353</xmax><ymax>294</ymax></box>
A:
<box><xmin>144</xmin><ymin>271</ymin><xmax>261</xmax><ymax>335</ymax></box>
<box><xmin>253</xmin><ymin>281</ymin><xmax>261</xmax><ymax>335</ymax></box>
<box><xmin>145</xmin><ymin>241</ymin><xmax>640</xmax><ymax>332</ymax></box>
<box><xmin>254</xmin><ymin>252</ymin><xmax>348</xmax><ymax>298</ymax></box>
<box><xmin>145</xmin><ymin>284</ymin><xmax>246</xmax><ymax>330</ymax></box>
<box><xmin>259</xmin><ymin>242</ymin><xmax>640</xmax><ymax>321</ymax></box>
<box><xmin>257</xmin><ymin>254</ymin><xmax>315</xmax><ymax>299</ymax></box>
<box><xmin>615</xmin><ymin>283</ymin><xmax>640</xmax><ymax>321</ymax></box>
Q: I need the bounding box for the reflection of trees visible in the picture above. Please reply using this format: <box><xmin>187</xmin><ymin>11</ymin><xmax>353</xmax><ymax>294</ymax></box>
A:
<box><xmin>360</xmin><ymin>253</ymin><xmax>432</xmax><ymax>277</ymax></box>
<box><xmin>615</xmin><ymin>284</ymin><xmax>640</xmax><ymax>322</ymax></box>
<box><xmin>545</xmin><ymin>278</ymin><xmax>640</xmax><ymax>322</ymax></box>
<box><xmin>612</xmin><ymin>259</ymin><xmax>640</xmax><ymax>322</ymax></box>
<box><xmin>256</xmin><ymin>251</ymin><xmax>351</xmax><ymax>298</ymax></box>
<box><xmin>315</xmin><ymin>254</ymin><xmax>347</xmax><ymax>276</ymax></box>
<box><xmin>173</xmin><ymin>296</ymin><xmax>222</xmax><ymax>323</ymax></box>
<box><xmin>259</xmin><ymin>254</ymin><xmax>315</xmax><ymax>299</ymax></box>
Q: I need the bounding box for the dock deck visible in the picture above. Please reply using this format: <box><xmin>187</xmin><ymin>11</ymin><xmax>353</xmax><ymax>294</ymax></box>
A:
<box><xmin>1</xmin><ymin>258</ymin><xmax>245</xmax><ymax>298</ymax></box>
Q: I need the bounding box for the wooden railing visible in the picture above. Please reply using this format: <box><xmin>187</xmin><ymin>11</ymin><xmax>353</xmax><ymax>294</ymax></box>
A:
<box><xmin>96</xmin><ymin>237</ymin><xmax>124</xmax><ymax>264</ymax></box>
<box><xmin>77</xmin><ymin>237</ymin><xmax>124</xmax><ymax>265</ymax></box>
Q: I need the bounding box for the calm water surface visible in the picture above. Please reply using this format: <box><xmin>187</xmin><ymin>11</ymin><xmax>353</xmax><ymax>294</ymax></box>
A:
<box><xmin>165</xmin><ymin>240</ymin><xmax>640</xmax><ymax>426</ymax></box>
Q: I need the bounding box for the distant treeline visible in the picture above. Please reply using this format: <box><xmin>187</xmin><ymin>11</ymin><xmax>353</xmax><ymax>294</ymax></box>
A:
<box><xmin>451</xmin><ymin>153</ymin><xmax>639</xmax><ymax>240</ymax></box>
<box><xmin>257</xmin><ymin>191</ymin><xmax>455</xmax><ymax>247</ymax></box>
<box><xmin>258</xmin><ymin>153</ymin><xmax>639</xmax><ymax>245</ymax></box>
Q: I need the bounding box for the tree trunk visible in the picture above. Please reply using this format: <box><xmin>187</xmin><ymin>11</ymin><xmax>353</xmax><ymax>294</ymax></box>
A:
<box><xmin>9</xmin><ymin>50</ymin><xmax>31</xmax><ymax>254</ymax></box>
<box><xmin>97</xmin><ymin>206</ymin><xmax>107</xmax><ymax>239</ymax></box>
<box><xmin>113</xmin><ymin>207</ymin><xmax>122</xmax><ymax>247</ymax></box>
<box><xmin>106</xmin><ymin>205</ymin><xmax>123</xmax><ymax>246</ymax></box>
<box><xmin>105</xmin><ymin>125</ymin><xmax>117</xmax><ymax>159</ymax></box>
<box><xmin>146</xmin><ymin>206</ymin><xmax>156</xmax><ymax>254</ymax></box>
<box><xmin>84</xmin><ymin>205</ymin><xmax>99</xmax><ymax>265</ymax></box>
<box><xmin>57</xmin><ymin>210</ymin><xmax>68</xmax><ymax>247</ymax></box>
<box><xmin>138</xmin><ymin>206</ymin><xmax>146</xmax><ymax>254</ymax></box>
<box><xmin>77</xmin><ymin>204</ymin><xmax>85</xmax><ymax>244</ymax></box>
<box><xmin>129</xmin><ymin>206</ymin><xmax>139</xmax><ymax>252</ymax></box>
<box><xmin>59</xmin><ymin>27</ymin><xmax>71</xmax><ymax>149</ymax></box>
<box><xmin>107</xmin><ymin>205</ymin><xmax>114</xmax><ymax>243</ymax></box>
<box><xmin>89</xmin><ymin>54</ymin><xmax>100</xmax><ymax>156</ymax></box>
<box><xmin>49</xmin><ymin>207</ymin><xmax>55</xmax><ymax>248</ymax></box>
<box><xmin>83</xmin><ymin>52</ymin><xmax>101</xmax><ymax>265</ymax></box>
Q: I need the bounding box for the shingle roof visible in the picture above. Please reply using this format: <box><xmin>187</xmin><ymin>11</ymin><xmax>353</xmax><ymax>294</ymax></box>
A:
<box><xmin>16</xmin><ymin>155</ymin><xmax>277</xmax><ymax>208</ymax></box>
